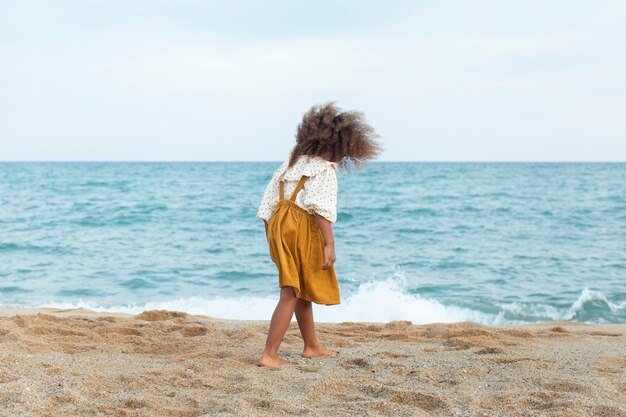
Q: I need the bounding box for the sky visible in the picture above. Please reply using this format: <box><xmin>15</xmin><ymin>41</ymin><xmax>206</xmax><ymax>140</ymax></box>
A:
<box><xmin>1</xmin><ymin>0</ymin><xmax>625</xmax><ymax>161</ymax></box>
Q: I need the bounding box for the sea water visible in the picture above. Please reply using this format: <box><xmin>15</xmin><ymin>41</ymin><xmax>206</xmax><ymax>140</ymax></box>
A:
<box><xmin>1</xmin><ymin>162</ymin><xmax>624</xmax><ymax>324</ymax></box>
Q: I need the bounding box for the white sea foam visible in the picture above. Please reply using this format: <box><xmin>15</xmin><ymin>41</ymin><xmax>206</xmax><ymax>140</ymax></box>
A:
<box><xmin>566</xmin><ymin>287</ymin><xmax>626</xmax><ymax>318</ymax></box>
<box><xmin>31</xmin><ymin>283</ymin><xmax>624</xmax><ymax>324</ymax></box>
<box><xmin>497</xmin><ymin>301</ymin><xmax>564</xmax><ymax>321</ymax></box>
<box><xmin>497</xmin><ymin>286</ymin><xmax>626</xmax><ymax>323</ymax></box>
<box><xmin>33</xmin><ymin>279</ymin><xmax>495</xmax><ymax>324</ymax></box>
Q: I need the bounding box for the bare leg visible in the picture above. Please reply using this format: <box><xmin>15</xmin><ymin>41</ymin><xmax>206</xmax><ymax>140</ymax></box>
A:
<box><xmin>258</xmin><ymin>287</ymin><xmax>298</xmax><ymax>366</ymax></box>
<box><xmin>295</xmin><ymin>299</ymin><xmax>337</xmax><ymax>358</ymax></box>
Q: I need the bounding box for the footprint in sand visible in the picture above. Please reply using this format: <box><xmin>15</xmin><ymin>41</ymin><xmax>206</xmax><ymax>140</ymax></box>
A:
<box><xmin>389</xmin><ymin>391</ymin><xmax>448</xmax><ymax>412</ymax></box>
<box><xmin>543</xmin><ymin>379</ymin><xmax>590</xmax><ymax>394</ymax></box>
<box><xmin>340</xmin><ymin>358</ymin><xmax>369</xmax><ymax>369</ymax></box>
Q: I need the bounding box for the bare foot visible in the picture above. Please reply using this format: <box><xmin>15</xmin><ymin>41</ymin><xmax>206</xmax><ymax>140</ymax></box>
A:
<box><xmin>257</xmin><ymin>353</ymin><xmax>291</xmax><ymax>367</ymax></box>
<box><xmin>301</xmin><ymin>345</ymin><xmax>338</xmax><ymax>358</ymax></box>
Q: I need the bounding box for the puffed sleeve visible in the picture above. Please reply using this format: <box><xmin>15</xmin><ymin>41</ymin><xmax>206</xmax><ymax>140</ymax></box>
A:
<box><xmin>302</xmin><ymin>166</ymin><xmax>338</xmax><ymax>223</ymax></box>
<box><xmin>256</xmin><ymin>169</ymin><xmax>281</xmax><ymax>222</ymax></box>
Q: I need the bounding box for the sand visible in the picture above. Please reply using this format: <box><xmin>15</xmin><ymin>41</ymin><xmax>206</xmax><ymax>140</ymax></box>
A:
<box><xmin>0</xmin><ymin>306</ymin><xmax>624</xmax><ymax>417</ymax></box>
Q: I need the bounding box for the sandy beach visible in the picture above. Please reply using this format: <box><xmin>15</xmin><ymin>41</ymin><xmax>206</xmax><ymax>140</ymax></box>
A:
<box><xmin>0</xmin><ymin>307</ymin><xmax>624</xmax><ymax>416</ymax></box>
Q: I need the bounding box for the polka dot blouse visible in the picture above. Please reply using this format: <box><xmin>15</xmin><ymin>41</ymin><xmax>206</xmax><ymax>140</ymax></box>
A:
<box><xmin>257</xmin><ymin>154</ymin><xmax>338</xmax><ymax>223</ymax></box>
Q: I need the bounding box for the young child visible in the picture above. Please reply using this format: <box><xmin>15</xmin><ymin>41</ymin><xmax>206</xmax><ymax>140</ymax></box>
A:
<box><xmin>256</xmin><ymin>101</ymin><xmax>382</xmax><ymax>366</ymax></box>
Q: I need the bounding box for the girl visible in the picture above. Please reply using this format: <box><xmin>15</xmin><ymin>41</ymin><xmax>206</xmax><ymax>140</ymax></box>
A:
<box><xmin>256</xmin><ymin>101</ymin><xmax>382</xmax><ymax>366</ymax></box>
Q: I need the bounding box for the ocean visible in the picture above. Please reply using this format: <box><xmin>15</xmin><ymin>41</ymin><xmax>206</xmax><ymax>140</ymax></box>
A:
<box><xmin>1</xmin><ymin>162</ymin><xmax>624</xmax><ymax>324</ymax></box>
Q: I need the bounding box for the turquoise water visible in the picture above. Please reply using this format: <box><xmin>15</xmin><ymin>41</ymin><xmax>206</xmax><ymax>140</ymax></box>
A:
<box><xmin>1</xmin><ymin>162</ymin><xmax>625</xmax><ymax>324</ymax></box>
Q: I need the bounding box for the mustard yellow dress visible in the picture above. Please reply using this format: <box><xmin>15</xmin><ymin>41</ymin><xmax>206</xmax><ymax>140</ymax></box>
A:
<box><xmin>266</xmin><ymin>175</ymin><xmax>340</xmax><ymax>305</ymax></box>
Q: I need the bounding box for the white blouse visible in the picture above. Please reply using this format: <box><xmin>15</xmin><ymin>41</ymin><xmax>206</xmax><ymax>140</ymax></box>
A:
<box><xmin>257</xmin><ymin>155</ymin><xmax>338</xmax><ymax>223</ymax></box>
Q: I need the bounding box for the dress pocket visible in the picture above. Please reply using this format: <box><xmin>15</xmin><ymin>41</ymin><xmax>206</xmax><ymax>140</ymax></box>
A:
<box><xmin>309</xmin><ymin>223</ymin><xmax>324</xmax><ymax>268</ymax></box>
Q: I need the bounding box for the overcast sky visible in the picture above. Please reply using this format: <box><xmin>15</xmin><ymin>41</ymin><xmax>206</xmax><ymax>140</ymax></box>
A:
<box><xmin>1</xmin><ymin>1</ymin><xmax>625</xmax><ymax>161</ymax></box>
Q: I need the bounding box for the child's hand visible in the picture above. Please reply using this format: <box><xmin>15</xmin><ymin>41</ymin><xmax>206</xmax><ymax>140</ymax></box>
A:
<box><xmin>322</xmin><ymin>244</ymin><xmax>336</xmax><ymax>270</ymax></box>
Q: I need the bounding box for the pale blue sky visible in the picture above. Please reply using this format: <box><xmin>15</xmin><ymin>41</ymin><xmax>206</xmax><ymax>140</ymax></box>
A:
<box><xmin>1</xmin><ymin>1</ymin><xmax>625</xmax><ymax>161</ymax></box>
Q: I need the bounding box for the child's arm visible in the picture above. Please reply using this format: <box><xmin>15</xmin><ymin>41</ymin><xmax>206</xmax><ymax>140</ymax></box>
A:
<box><xmin>314</xmin><ymin>213</ymin><xmax>336</xmax><ymax>270</ymax></box>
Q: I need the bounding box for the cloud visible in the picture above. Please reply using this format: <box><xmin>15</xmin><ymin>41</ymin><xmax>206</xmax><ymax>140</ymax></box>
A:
<box><xmin>1</xmin><ymin>1</ymin><xmax>625</xmax><ymax>161</ymax></box>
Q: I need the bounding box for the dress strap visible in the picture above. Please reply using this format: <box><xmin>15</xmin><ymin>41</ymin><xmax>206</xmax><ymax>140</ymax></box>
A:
<box><xmin>279</xmin><ymin>179</ymin><xmax>285</xmax><ymax>201</ymax></box>
<box><xmin>289</xmin><ymin>175</ymin><xmax>309</xmax><ymax>202</ymax></box>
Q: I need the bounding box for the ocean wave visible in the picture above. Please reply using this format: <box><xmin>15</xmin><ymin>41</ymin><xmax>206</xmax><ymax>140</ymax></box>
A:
<box><xmin>566</xmin><ymin>287</ymin><xmax>626</xmax><ymax>321</ymax></box>
<box><xmin>497</xmin><ymin>287</ymin><xmax>626</xmax><ymax>323</ymax></box>
<box><xmin>26</xmin><ymin>282</ymin><xmax>625</xmax><ymax>325</ymax></box>
<box><xmin>32</xmin><ymin>279</ymin><xmax>493</xmax><ymax>324</ymax></box>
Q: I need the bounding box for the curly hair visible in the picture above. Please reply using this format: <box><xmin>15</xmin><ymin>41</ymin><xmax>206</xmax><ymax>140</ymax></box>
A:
<box><xmin>288</xmin><ymin>101</ymin><xmax>383</xmax><ymax>170</ymax></box>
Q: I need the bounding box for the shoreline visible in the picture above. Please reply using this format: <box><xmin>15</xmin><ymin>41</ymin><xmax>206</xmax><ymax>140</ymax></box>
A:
<box><xmin>1</xmin><ymin>306</ymin><xmax>624</xmax><ymax>416</ymax></box>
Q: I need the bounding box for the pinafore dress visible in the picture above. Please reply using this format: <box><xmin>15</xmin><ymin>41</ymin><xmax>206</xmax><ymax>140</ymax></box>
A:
<box><xmin>267</xmin><ymin>174</ymin><xmax>341</xmax><ymax>305</ymax></box>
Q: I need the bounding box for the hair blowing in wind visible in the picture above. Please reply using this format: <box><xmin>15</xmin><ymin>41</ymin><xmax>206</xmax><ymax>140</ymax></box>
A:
<box><xmin>288</xmin><ymin>102</ymin><xmax>384</xmax><ymax>170</ymax></box>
